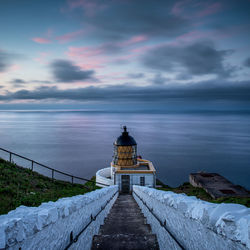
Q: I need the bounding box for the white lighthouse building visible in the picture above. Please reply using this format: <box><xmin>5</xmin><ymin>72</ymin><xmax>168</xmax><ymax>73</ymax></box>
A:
<box><xmin>96</xmin><ymin>126</ymin><xmax>156</xmax><ymax>193</ymax></box>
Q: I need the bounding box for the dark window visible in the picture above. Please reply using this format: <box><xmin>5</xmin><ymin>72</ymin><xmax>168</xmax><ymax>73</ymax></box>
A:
<box><xmin>140</xmin><ymin>176</ymin><xmax>145</xmax><ymax>186</ymax></box>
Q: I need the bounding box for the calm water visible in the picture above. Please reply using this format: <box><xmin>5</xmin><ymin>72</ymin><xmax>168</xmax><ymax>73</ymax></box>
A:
<box><xmin>0</xmin><ymin>111</ymin><xmax>249</xmax><ymax>189</ymax></box>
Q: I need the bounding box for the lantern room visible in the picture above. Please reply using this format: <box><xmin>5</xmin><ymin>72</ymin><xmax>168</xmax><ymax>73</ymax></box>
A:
<box><xmin>113</xmin><ymin>126</ymin><xmax>137</xmax><ymax>167</ymax></box>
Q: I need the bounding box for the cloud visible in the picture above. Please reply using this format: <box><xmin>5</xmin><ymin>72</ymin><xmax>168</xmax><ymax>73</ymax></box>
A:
<box><xmin>0</xmin><ymin>51</ymin><xmax>10</xmax><ymax>72</ymax></box>
<box><xmin>151</xmin><ymin>73</ymin><xmax>170</xmax><ymax>85</ymax></box>
<box><xmin>172</xmin><ymin>1</ymin><xmax>222</xmax><ymax>18</ymax></box>
<box><xmin>56</xmin><ymin>29</ymin><xmax>85</xmax><ymax>43</ymax></box>
<box><xmin>31</xmin><ymin>80</ymin><xmax>52</xmax><ymax>84</ymax></box>
<box><xmin>142</xmin><ymin>41</ymin><xmax>233</xmax><ymax>77</ymax></box>
<box><xmin>50</xmin><ymin>59</ymin><xmax>95</xmax><ymax>82</ymax></box>
<box><xmin>0</xmin><ymin>50</ymin><xmax>22</xmax><ymax>73</ymax></box>
<box><xmin>10</xmin><ymin>79</ymin><xmax>26</xmax><ymax>84</ymax></box>
<box><xmin>32</xmin><ymin>37</ymin><xmax>51</xmax><ymax>44</ymax></box>
<box><xmin>67</xmin><ymin>0</ymin><xmax>189</xmax><ymax>41</ymax></box>
<box><xmin>9</xmin><ymin>79</ymin><xmax>52</xmax><ymax>87</ymax></box>
<box><xmin>244</xmin><ymin>57</ymin><xmax>250</xmax><ymax>67</ymax></box>
<box><xmin>1</xmin><ymin>80</ymin><xmax>250</xmax><ymax>102</ymax></box>
<box><xmin>127</xmin><ymin>73</ymin><xmax>145</xmax><ymax>79</ymax></box>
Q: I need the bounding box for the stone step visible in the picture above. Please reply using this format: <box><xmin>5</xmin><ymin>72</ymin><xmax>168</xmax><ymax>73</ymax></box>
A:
<box><xmin>104</xmin><ymin>217</ymin><xmax>146</xmax><ymax>224</ymax></box>
<box><xmin>99</xmin><ymin>223</ymin><xmax>151</xmax><ymax>235</ymax></box>
<box><xmin>112</xmin><ymin>205</ymin><xmax>141</xmax><ymax>211</ymax></box>
<box><xmin>109</xmin><ymin>208</ymin><xmax>142</xmax><ymax>214</ymax></box>
<box><xmin>91</xmin><ymin>234</ymin><xmax>159</xmax><ymax>250</ymax></box>
<box><xmin>106</xmin><ymin>212</ymin><xmax>143</xmax><ymax>218</ymax></box>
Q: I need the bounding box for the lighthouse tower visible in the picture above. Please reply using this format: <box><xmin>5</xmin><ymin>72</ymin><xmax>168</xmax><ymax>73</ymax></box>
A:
<box><xmin>96</xmin><ymin>126</ymin><xmax>156</xmax><ymax>193</ymax></box>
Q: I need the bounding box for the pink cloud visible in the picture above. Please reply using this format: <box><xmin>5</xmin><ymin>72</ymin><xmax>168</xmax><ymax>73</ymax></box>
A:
<box><xmin>68</xmin><ymin>46</ymin><xmax>104</xmax><ymax>58</ymax></box>
<box><xmin>197</xmin><ymin>2</ymin><xmax>222</xmax><ymax>17</ymax></box>
<box><xmin>32</xmin><ymin>37</ymin><xmax>51</xmax><ymax>44</ymax></box>
<box><xmin>67</xmin><ymin>0</ymin><xmax>107</xmax><ymax>16</ymax></box>
<box><xmin>121</xmin><ymin>35</ymin><xmax>148</xmax><ymax>46</ymax></box>
<box><xmin>172</xmin><ymin>1</ymin><xmax>222</xmax><ymax>19</ymax></box>
<box><xmin>170</xmin><ymin>30</ymin><xmax>211</xmax><ymax>45</ymax></box>
<box><xmin>56</xmin><ymin>29</ymin><xmax>85</xmax><ymax>43</ymax></box>
<box><xmin>171</xmin><ymin>0</ymin><xmax>190</xmax><ymax>16</ymax></box>
<box><xmin>9</xmin><ymin>64</ymin><xmax>21</xmax><ymax>72</ymax></box>
<box><xmin>67</xmin><ymin>46</ymin><xmax>106</xmax><ymax>70</ymax></box>
<box><xmin>34</xmin><ymin>52</ymin><xmax>50</xmax><ymax>64</ymax></box>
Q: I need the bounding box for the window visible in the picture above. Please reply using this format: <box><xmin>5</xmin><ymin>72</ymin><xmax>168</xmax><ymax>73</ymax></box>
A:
<box><xmin>140</xmin><ymin>176</ymin><xmax>145</xmax><ymax>186</ymax></box>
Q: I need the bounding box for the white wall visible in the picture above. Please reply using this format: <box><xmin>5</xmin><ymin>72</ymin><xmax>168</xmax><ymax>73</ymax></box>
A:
<box><xmin>133</xmin><ymin>186</ymin><xmax>250</xmax><ymax>250</ymax></box>
<box><xmin>115</xmin><ymin>173</ymin><xmax>155</xmax><ymax>191</ymax></box>
<box><xmin>0</xmin><ymin>185</ymin><xmax>118</xmax><ymax>250</ymax></box>
<box><xmin>96</xmin><ymin>167</ymin><xmax>114</xmax><ymax>187</ymax></box>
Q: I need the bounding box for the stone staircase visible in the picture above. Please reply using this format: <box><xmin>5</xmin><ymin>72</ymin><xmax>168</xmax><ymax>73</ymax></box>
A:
<box><xmin>91</xmin><ymin>194</ymin><xmax>159</xmax><ymax>250</ymax></box>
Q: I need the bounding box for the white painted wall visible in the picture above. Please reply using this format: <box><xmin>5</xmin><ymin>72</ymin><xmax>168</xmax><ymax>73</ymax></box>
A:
<box><xmin>96</xmin><ymin>167</ymin><xmax>114</xmax><ymax>187</ymax></box>
<box><xmin>115</xmin><ymin>173</ymin><xmax>155</xmax><ymax>191</ymax></box>
<box><xmin>133</xmin><ymin>185</ymin><xmax>250</xmax><ymax>250</ymax></box>
<box><xmin>0</xmin><ymin>185</ymin><xmax>118</xmax><ymax>250</ymax></box>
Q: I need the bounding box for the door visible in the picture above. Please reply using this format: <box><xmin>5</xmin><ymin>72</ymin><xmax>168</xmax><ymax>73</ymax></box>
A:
<box><xmin>121</xmin><ymin>175</ymin><xmax>130</xmax><ymax>193</ymax></box>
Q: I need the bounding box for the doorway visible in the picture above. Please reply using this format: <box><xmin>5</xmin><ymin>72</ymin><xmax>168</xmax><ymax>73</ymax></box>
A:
<box><xmin>121</xmin><ymin>175</ymin><xmax>130</xmax><ymax>193</ymax></box>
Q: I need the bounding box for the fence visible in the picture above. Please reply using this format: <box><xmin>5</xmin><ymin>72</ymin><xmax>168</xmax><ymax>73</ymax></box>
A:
<box><xmin>0</xmin><ymin>147</ymin><xmax>108</xmax><ymax>187</ymax></box>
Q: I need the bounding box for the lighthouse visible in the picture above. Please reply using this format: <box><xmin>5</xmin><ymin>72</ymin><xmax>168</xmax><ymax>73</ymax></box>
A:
<box><xmin>96</xmin><ymin>126</ymin><xmax>156</xmax><ymax>193</ymax></box>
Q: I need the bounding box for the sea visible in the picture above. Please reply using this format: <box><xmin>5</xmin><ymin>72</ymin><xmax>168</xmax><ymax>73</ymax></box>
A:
<box><xmin>0</xmin><ymin>110</ymin><xmax>249</xmax><ymax>190</ymax></box>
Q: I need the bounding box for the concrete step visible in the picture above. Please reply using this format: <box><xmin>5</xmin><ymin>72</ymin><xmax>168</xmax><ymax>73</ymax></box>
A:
<box><xmin>104</xmin><ymin>217</ymin><xmax>147</xmax><ymax>224</ymax></box>
<box><xmin>106</xmin><ymin>211</ymin><xmax>144</xmax><ymax>219</ymax></box>
<box><xmin>110</xmin><ymin>208</ymin><xmax>142</xmax><ymax>214</ymax></box>
<box><xmin>99</xmin><ymin>223</ymin><xmax>151</xmax><ymax>235</ymax></box>
<box><xmin>91</xmin><ymin>234</ymin><xmax>159</xmax><ymax>250</ymax></box>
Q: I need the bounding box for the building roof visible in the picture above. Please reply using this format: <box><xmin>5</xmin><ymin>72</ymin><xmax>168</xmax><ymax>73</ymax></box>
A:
<box><xmin>114</xmin><ymin>126</ymin><xmax>137</xmax><ymax>146</ymax></box>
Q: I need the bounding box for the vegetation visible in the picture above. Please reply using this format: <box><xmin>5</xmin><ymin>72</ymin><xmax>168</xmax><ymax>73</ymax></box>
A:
<box><xmin>0</xmin><ymin>158</ymin><xmax>100</xmax><ymax>215</ymax></box>
<box><xmin>156</xmin><ymin>179</ymin><xmax>250</xmax><ymax>208</ymax></box>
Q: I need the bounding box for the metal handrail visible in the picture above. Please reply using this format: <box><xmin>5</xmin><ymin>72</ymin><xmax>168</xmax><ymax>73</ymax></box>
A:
<box><xmin>0</xmin><ymin>147</ymin><xmax>109</xmax><ymax>187</ymax></box>
<box><xmin>133</xmin><ymin>191</ymin><xmax>185</xmax><ymax>250</ymax></box>
<box><xmin>64</xmin><ymin>190</ymin><xmax>118</xmax><ymax>250</ymax></box>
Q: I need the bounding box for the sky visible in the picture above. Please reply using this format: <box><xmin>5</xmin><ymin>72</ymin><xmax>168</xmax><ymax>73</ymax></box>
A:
<box><xmin>0</xmin><ymin>0</ymin><xmax>250</xmax><ymax>111</ymax></box>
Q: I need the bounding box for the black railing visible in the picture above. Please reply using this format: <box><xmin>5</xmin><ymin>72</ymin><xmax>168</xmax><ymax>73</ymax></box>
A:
<box><xmin>133</xmin><ymin>191</ymin><xmax>185</xmax><ymax>250</ymax></box>
<box><xmin>64</xmin><ymin>190</ymin><xmax>118</xmax><ymax>250</ymax></box>
<box><xmin>0</xmin><ymin>147</ymin><xmax>109</xmax><ymax>187</ymax></box>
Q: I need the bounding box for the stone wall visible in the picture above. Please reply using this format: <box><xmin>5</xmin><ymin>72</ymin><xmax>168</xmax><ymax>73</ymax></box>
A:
<box><xmin>0</xmin><ymin>185</ymin><xmax>118</xmax><ymax>250</ymax></box>
<box><xmin>133</xmin><ymin>185</ymin><xmax>250</xmax><ymax>250</ymax></box>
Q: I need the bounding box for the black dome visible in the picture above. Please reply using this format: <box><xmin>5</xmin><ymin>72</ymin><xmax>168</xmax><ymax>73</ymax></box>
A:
<box><xmin>115</xmin><ymin>126</ymin><xmax>137</xmax><ymax>146</ymax></box>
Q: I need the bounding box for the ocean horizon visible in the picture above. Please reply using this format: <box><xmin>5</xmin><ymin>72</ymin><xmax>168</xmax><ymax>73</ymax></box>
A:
<box><xmin>0</xmin><ymin>110</ymin><xmax>249</xmax><ymax>190</ymax></box>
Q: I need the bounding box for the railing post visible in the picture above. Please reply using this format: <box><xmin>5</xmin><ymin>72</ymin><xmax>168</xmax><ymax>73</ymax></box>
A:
<box><xmin>71</xmin><ymin>176</ymin><xmax>74</xmax><ymax>184</ymax></box>
<box><xmin>9</xmin><ymin>152</ymin><xmax>12</xmax><ymax>162</ymax></box>
<box><xmin>52</xmin><ymin>169</ymin><xmax>54</xmax><ymax>180</ymax></box>
<box><xmin>31</xmin><ymin>161</ymin><xmax>34</xmax><ymax>171</ymax></box>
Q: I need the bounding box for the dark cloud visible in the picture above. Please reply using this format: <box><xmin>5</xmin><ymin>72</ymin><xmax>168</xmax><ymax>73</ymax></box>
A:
<box><xmin>9</xmin><ymin>79</ymin><xmax>26</xmax><ymax>88</ymax></box>
<box><xmin>31</xmin><ymin>80</ymin><xmax>52</xmax><ymax>84</ymax></box>
<box><xmin>244</xmin><ymin>57</ymin><xmax>250</xmax><ymax>67</ymax></box>
<box><xmin>9</xmin><ymin>79</ymin><xmax>52</xmax><ymax>88</ymax></box>
<box><xmin>127</xmin><ymin>73</ymin><xmax>144</xmax><ymax>79</ymax></box>
<box><xmin>69</xmin><ymin>0</ymin><xmax>189</xmax><ymax>41</ymax></box>
<box><xmin>151</xmin><ymin>73</ymin><xmax>169</xmax><ymax>85</ymax></box>
<box><xmin>175</xmin><ymin>73</ymin><xmax>192</xmax><ymax>80</ymax></box>
<box><xmin>0</xmin><ymin>51</ymin><xmax>10</xmax><ymax>72</ymax></box>
<box><xmin>142</xmin><ymin>41</ymin><xmax>233</xmax><ymax>77</ymax></box>
<box><xmin>1</xmin><ymin>80</ymin><xmax>250</xmax><ymax>102</ymax></box>
<box><xmin>10</xmin><ymin>79</ymin><xmax>26</xmax><ymax>84</ymax></box>
<box><xmin>50</xmin><ymin>59</ymin><xmax>95</xmax><ymax>82</ymax></box>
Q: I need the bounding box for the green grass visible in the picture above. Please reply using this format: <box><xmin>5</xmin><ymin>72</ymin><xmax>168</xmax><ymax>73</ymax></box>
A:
<box><xmin>0</xmin><ymin>158</ymin><xmax>100</xmax><ymax>215</ymax></box>
<box><xmin>156</xmin><ymin>179</ymin><xmax>250</xmax><ymax>207</ymax></box>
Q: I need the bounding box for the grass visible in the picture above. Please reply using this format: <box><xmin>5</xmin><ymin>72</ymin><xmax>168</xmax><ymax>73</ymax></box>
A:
<box><xmin>0</xmin><ymin>158</ymin><xmax>100</xmax><ymax>215</ymax></box>
<box><xmin>156</xmin><ymin>179</ymin><xmax>250</xmax><ymax>207</ymax></box>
